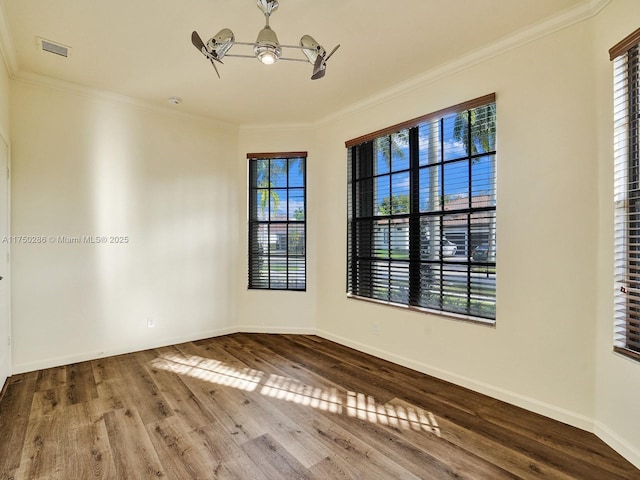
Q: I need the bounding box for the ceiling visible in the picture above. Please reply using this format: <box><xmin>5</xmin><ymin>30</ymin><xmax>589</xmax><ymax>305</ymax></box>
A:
<box><xmin>1</xmin><ymin>0</ymin><xmax>592</xmax><ymax>126</ymax></box>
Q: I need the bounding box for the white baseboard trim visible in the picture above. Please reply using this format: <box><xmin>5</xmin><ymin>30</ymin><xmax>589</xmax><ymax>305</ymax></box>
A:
<box><xmin>0</xmin><ymin>373</ymin><xmax>8</xmax><ymax>404</ymax></box>
<box><xmin>12</xmin><ymin>325</ymin><xmax>313</xmax><ymax>374</ymax></box>
<box><xmin>11</xmin><ymin>326</ymin><xmax>237</xmax><ymax>374</ymax></box>
<box><xmin>594</xmin><ymin>421</ymin><xmax>640</xmax><ymax>469</ymax></box>
<box><xmin>12</xmin><ymin>325</ymin><xmax>591</xmax><ymax>430</ymax></box>
<box><xmin>0</xmin><ymin>350</ymin><xmax>10</xmax><ymax>394</ymax></box>
<box><xmin>315</xmin><ymin>328</ymin><xmax>595</xmax><ymax>432</ymax></box>
<box><xmin>235</xmin><ymin>325</ymin><xmax>316</xmax><ymax>335</ymax></box>
<box><xmin>9</xmin><ymin>325</ymin><xmax>639</xmax><ymax>470</ymax></box>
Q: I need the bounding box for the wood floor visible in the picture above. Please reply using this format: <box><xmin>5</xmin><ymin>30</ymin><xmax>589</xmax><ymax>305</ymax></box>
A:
<box><xmin>0</xmin><ymin>334</ymin><xmax>638</xmax><ymax>480</ymax></box>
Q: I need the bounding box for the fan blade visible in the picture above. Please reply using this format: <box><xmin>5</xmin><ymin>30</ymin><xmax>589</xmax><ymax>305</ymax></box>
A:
<box><xmin>210</xmin><ymin>58</ymin><xmax>221</xmax><ymax>79</ymax></box>
<box><xmin>312</xmin><ymin>55</ymin><xmax>324</xmax><ymax>77</ymax></box>
<box><xmin>192</xmin><ymin>31</ymin><xmax>224</xmax><ymax>63</ymax></box>
<box><xmin>311</xmin><ymin>44</ymin><xmax>338</xmax><ymax>79</ymax></box>
<box><xmin>193</xmin><ymin>30</ymin><xmax>222</xmax><ymax>77</ymax></box>
<box><xmin>311</xmin><ymin>67</ymin><xmax>326</xmax><ymax>80</ymax></box>
<box><xmin>191</xmin><ymin>31</ymin><xmax>206</xmax><ymax>51</ymax></box>
<box><xmin>324</xmin><ymin>44</ymin><xmax>340</xmax><ymax>62</ymax></box>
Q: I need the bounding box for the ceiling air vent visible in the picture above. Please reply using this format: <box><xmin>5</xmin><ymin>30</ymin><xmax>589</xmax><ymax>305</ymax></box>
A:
<box><xmin>36</xmin><ymin>37</ymin><xmax>71</xmax><ymax>58</ymax></box>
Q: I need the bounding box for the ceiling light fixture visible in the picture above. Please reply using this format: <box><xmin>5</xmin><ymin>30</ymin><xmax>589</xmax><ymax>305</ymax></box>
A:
<box><xmin>191</xmin><ymin>0</ymin><xmax>340</xmax><ymax>80</ymax></box>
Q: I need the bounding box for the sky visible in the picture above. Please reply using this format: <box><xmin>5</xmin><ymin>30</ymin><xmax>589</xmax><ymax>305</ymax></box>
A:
<box><xmin>372</xmin><ymin>113</ymin><xmax>496</xmax><ymax>214</ymax></box>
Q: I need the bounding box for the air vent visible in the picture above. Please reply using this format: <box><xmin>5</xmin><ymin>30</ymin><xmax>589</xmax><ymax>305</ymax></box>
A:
<box><xmin>36</xmin><ymin>37</ymin><xmax>72</xmax><ymax>58</ymax></box>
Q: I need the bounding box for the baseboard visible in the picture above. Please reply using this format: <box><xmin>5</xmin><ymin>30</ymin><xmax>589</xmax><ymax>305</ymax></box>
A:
<box><xmin>235</xmin><ymin>325</ymin><xmax>316</xmax><ymax>335</ymax></box>
<box><xmin>315</xmin><ymin>328</ymin><xmax>594</xmax><ymax>432</ymax></box>
<box><xmin>12</xmin><ymin>325</ymin><xmax>313</xmax><ymax>374</ymax></box>
<box><xmin>594</xmin><ymin>421</ymin><xmax>640</xmax><ymax>469</ymax></box>
<box><xmin>7</xmin><ymin>325</ymin><xmax>640</xmax><ymax>469</ymax></box>
<box><xmin>11</xmin><ymin>324</ymin><xmax>592</xmax><ymax>431</ymax></box>
<box><xmin>0</xmin><ymin>348</ymin><xmax>10</xmax><ymax>401</ymax></box>
<box><xmin>11</xmin><ymin>325</ymin><xmax>237</xmax><ymax>374</ymax></box>
<box><xmin>0</xmin><ymin>373</ymin><xmax>8</xmax><ymax>404</ymax></box>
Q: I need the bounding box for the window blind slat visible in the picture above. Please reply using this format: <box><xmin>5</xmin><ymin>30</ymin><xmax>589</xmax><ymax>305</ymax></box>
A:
<box><xmin>347</xmin><ymin>99</ymin><xmax>497</xmax><ymax>321</ymax></box>
<box><xmin>248</xmin><ymin>154</ymin><xmax>307</xmax><ymax>291</ymax></box>
<box><xmin>613</xmin><ymin>36</ymin><xmax>640</xmax><ymax>360</ymax></box>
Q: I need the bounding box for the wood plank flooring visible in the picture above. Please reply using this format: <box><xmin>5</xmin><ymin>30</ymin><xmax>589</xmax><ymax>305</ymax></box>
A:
<box><xmin>0</xmin><ymin>333</ymin><xmax>638</xmax><ymax>479</ymax></box>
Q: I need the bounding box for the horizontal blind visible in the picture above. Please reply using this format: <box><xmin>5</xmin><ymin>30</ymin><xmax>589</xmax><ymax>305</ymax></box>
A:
<box><xmin>248</xmin><ymin>154</ymin><xmax>306</xmax><ymax>291</ymax></box>
<box><xmin>613</xmin><ymin>32</ymin><xmax>640</xmax><ymax>360</ymax></box>
<box><xmin>347</xmin><ymin>96</ymin><xmax>496</xmax><ymax>322</ymax></box>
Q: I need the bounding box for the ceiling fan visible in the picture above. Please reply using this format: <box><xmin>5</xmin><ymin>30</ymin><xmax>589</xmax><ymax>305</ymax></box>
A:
<box><xmin>191</xmin><ymin>0</ymin><xmax>340</xmax><ymax>80</ymax></box>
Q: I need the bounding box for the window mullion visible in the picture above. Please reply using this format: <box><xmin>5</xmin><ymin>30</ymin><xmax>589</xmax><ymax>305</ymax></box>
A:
<box><xmin>268</xmin><ymin>159</ymin><xmax>272</xmax><ymax>289</ymax></box>
<box><xmin>439</xmin><ymin>118</ymin><xmax>445</xmax><ymax>311</ymax></box>
<box><xmin>466</xmin><ymin>110</ymin><xmax>473</xmax><ymax>313</ymax></box>
<box><xmin>286</xmin><ymin>160</ymin><xmax>290</xmax><ymax>289</ymax></box>
<box><xmin>361</xmin><ymin>142</ymin><xmax>374</xmax><ymax>299</ymax></box>
<box><xmin>408</xmin><ymin>127</ymin><xmax>420</xmax><ymax>306</ymax></box>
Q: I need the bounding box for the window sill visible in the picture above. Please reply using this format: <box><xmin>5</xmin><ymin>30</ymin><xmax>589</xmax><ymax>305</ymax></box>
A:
<box><xmin>613</xmin><ymin>346</ymin><xmax>640</xmax><ymax>363</ymax></box>
<box><xmin>346</xmin><ymin>294</ymin><xmax>496</xmax><ymax>327</ymax></box>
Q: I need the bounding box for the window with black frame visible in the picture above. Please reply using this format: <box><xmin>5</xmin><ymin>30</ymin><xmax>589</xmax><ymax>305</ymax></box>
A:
<box><xmin>346</xmin><ymin>95</ymin><xmax>496</xmax><ymax>322</ymax></box>
<box><xmin>248</xmin><ymin>152</ymin><xmax>306</xmax><ymax>291</ymax></box>
<box><xmin>611</xmin><ymin>29</ymin><xmax>640</xmax><ymax>361</ymax></box>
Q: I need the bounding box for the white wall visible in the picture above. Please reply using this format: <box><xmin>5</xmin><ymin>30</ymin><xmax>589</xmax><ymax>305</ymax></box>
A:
<box><xmin>0</xmin><ymin>54</ymin><xmax>9</xmax><ymax>137</ymax></box>
<box><xmin>594</xmin><ymin>0</ymin><xmax>640</xmax><ymax>466</ymax></box>
<box><xmin>316</xmin><ymin>13</ymin><xmax>600</xmax><ymax>434</ymax></box>
<box><xmin>236</xmin><ymin>126</ymin><xmax>317</xmax><ymax>334</ymax></box>
<box><xmin>5</xmin><ymin>0</ymin><xmax>640</xmax><ymax>469</ymax></box>
<box><xmin>230</xmin><ymin>3</ymin><xmax>640</xmax><ymax>467</ymax></box>
<box><xmin>0</xmin><ymin>51</ymin><xmax>9</xmax><ymax>391</ymax></box>
<box><xmin>10</xmin><ymin>79</ymin><xmax>239</xmax><ymax>372</ymax></box>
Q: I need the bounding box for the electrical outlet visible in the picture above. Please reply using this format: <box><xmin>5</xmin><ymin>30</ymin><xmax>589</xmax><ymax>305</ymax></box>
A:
<box><xmin>372</xmin><ymin>322</ymin><xmax>380</xmax><ymax>335</ymax></box>
<box><xmin>147</xmin><ymin>317</ymin><xmax>155</xmax><ymax>328</ymax></box>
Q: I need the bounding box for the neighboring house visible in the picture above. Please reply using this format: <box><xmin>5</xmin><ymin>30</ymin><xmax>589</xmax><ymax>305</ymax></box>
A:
<box><xmin>377</xmin><ymin>194</ymin><xmax>495</xmax><ymax>257</ymax></box>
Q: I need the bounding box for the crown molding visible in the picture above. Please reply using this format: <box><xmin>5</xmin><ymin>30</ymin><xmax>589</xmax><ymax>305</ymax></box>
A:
<box><xmin>239</xmin><ymin>122</ymin><xmax>316</xmax><ymax>132</ymax></box>
<box><xmin>0</xmin><ymin>0</ymin><xmax>612</xmax><ymax>129</ymax></box>
<box><xmin>317</xmin><ymin>0</ymin><xmax>612</xmax><ymax>127</ymax></box>
<box><xmin>13</xmin><ymin>71</ymin><xmax>237</xmax><ymax>129</ymax></box>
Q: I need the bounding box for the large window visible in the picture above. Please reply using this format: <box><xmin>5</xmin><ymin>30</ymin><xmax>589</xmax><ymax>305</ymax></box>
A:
<box><xmin>347</xmin><ymin>95</ymin><xmax>496</xmax><ymax>322</ymax></box>
<box><xmin>248</xmin><ymin>152</ymin><xmax>306</xmax><ymax>291</ymax></box>
<box><xmin>611</xmin><ymin>29</ymin><xmax>640</xmax><ymax>361</ymax></box>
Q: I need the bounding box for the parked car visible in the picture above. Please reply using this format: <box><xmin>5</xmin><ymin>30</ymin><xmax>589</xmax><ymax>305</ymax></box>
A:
<box><xmin>471</xmin><ymin>244</ymin><xmax>489</xmax><ymax>261</ymax></box>
<box><xmin>442</xmin><ymin>239</ymin><xmax>457</xmax><ymax>257</ymax></box>
<box><xmin>421</xmin><ymin>237</ymin><xmax>458</xmax><ymax>258</ymax></box>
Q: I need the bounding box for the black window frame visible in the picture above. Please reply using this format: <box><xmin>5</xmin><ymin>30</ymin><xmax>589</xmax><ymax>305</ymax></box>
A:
<box><xmin>346</xmin><ymin>95</ymin><xmax>497</xmax><ymax>323</ymax></box>
<box><xmin>248</xmin><ymin>152</ymin><xmax>307</xmax><ymax>291</ymax></box>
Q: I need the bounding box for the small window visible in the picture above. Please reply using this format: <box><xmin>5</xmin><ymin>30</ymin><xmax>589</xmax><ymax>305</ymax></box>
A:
<box><xmin>248</xmin><ymin>152</ymin><xmax>306</xmax><ymax>291</ymax></box>
<box><xmin>346</xmin><ymin>95</ymin><xmax>496</xmax><ymax>322</ymax></box>
<box><xmin>611</xmin><ymin>28</ymin><xmax>640</xmax><ymax>361</ymax></box>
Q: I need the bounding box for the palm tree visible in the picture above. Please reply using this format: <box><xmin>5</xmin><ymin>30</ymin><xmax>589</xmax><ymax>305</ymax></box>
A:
<box><xmin>255</xmin><ymin>159</ymin><xmax>285</xmax><ymax>215</ymax></box>
<box><xmin>375</xmin><ymin>131</ymin><xmax>409</xmax><ymax>157</ymax></box>
<box><xmin>453</xmin><ymin>103</ymin><xmax>496</xmax><ymax>155</ymax></box>
<box><xmin>250</xmin><ymin>158</ymin><xmax>292</xmax><ymax>284</ymax></box>
<box><xmin>453</xmin><ymin>103</ymin><xmax>497</xmax><ymax>262</ymax></box>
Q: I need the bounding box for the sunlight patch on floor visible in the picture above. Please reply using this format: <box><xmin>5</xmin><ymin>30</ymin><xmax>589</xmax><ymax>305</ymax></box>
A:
<box><xmin>151</xmin><ymin>352</ymin><xmax>440</xmax><ymax>435</ymax></box>
<box><xmin>260</xmin><ymin>374</ymin><xmax>343</xmax><ymax>414</ymax></box>
<box><xmin>151</xmin><ymin>353</ymin><xmax>263</xmax><ymax>392</ymax></box>
<box><xmin>346</xmin><ymin>392</ymin><xmax>440</xmax><ymax>435</ymax></box>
